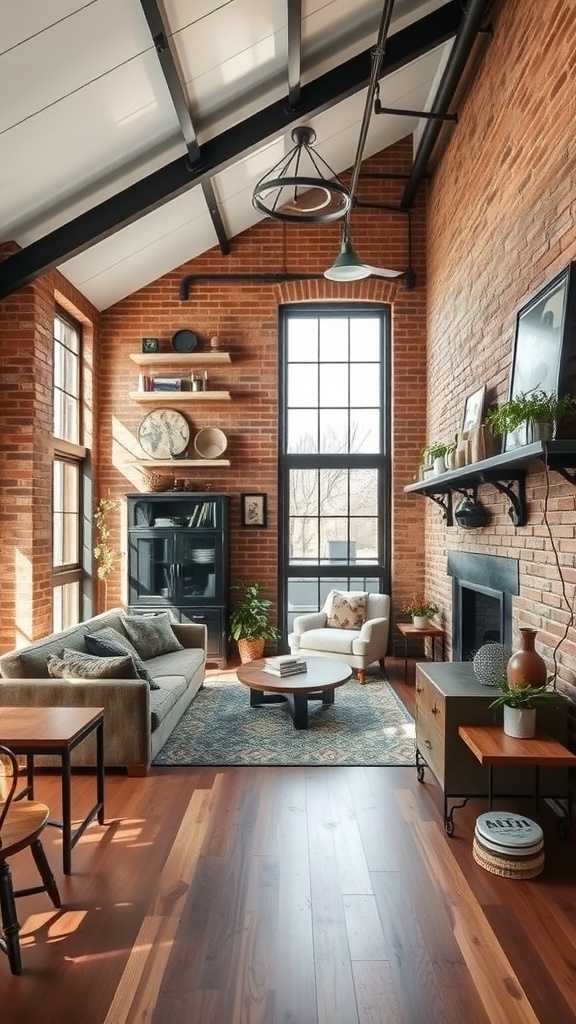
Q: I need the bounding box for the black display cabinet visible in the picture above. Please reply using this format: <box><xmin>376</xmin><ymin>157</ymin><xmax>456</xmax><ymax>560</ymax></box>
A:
<box><xmin>126</xmin><ymin>492</ymin><xmax>230</xmax><ymax>666</ymax></box>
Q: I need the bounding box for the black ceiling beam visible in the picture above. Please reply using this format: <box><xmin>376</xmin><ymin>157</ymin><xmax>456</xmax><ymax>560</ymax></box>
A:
<box><xmin>139</xmin><ymin>0</ymin><xmax>230</xmax><ymax>255</ymax></box>
<box><xmin>0</xmin><ymin>1</ymin><xmax>462</xmax><ymax>300</ymax></box>
<box><xmin>287</xmin><ymin>0</ymin><xmax>302</xmax><ymax>110</ymax></box>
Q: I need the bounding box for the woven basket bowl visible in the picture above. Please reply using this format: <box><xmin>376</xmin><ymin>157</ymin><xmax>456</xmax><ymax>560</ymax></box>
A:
<box><xmin>142</xmin><ymin>471</ymin><xmax>173</xmax><ymax>492</ymax></box>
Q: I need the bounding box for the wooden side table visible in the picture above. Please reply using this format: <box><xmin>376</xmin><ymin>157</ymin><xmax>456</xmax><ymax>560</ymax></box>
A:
<box><xmin>459</xmin><ymin>724</ymin><xmax>576</xmax><ymax>837</ymax></box>
<box><xmin>0</xmin><ymin>706</ymin><xmax>105</xmax><ymax>873</ymax></box>
<box><xmin>396</xmin><ymin>622</ymin><xmax>445</xmax><ymax>682</ymax></box>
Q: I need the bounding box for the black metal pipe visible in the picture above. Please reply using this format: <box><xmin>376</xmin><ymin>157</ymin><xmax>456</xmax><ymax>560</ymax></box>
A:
<box><xmin>179</xmin><ymin>273</ymin><xmax>324</xmax><ymax>300</ymax></box>
<box><xmin>401</xmin><ymin>0</ymin><xmax>492</xmax><ymax>209</ymax></box>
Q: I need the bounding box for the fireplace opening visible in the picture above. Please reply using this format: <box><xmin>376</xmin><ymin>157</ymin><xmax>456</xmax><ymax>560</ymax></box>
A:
<box><xmin>448</xmin><ymin>551</ymin><xmax>518</xmax><ymax>662</ymax></box>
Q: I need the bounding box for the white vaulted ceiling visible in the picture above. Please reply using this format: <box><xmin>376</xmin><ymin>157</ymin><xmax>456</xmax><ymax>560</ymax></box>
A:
<box><xmin>0</xmin><ymin>1</ymin><xmax>478</xmax><ymax>309</ymax></box>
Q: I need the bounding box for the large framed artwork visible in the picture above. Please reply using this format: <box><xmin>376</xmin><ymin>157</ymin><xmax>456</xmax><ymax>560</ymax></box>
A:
<box><xmin>504</xmin><ymin>262</ymin><xmax>576</xmax><ymax>450</ymax></box>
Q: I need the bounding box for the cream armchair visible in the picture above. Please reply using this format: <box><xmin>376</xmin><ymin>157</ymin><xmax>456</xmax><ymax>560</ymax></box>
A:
<box><xmin>288</xmin><ymin>591</ymin><xmax>390</xmax><ymax>683</ymax></box>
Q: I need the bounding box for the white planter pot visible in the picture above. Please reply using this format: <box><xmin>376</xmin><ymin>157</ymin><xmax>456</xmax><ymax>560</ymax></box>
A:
<box><xmin>433</xmin><ymin>456</ymin><xmax>446</xmax><ymax>475</ymax></box>
<box><xmin>503</xmin><ymin>705</ymin><xmax>536</xmax><ymax>739</ymax></box>
<box><xmin>412</xmin><ymin>615</ymin><xmax>430</xmax><ymax>630</ymax></box>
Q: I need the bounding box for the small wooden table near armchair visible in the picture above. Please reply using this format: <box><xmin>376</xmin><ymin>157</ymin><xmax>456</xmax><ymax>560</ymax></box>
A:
<box><xmin>288</xmin><ymin>590</ymin><xmax>390</xmax><ymax>683</ymax></box>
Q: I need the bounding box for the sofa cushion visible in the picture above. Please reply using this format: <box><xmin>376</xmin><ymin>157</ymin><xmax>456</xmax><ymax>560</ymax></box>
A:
<box><xmin>326</xmin><ymin>591</ymin><xmax>367</xmax><ymax>630</ymax></box>
<box><xmin>149</xmin><ymin>675</ymin><xmax>189</xmax><ymax>730</ymax></box>
<box><xmin>85</xmin><ymin>628</ymin><xmax>160</xmax><ymax>690</ymax></box>
<box><xmin>145</xmin><ymin>647</ymin><xmax>205</xmax><ymax>684</ymax></box>
<box><xmin>17</xmin><ymin>629</ymin><xmax>90</xmax><ymax>678</ymax></box>
<box><xmin>47</xmin><ymin>650</ymin><xmax>138</xmax><ymax>680</ymax></box>
<box><xmin>122</xmin><ymin>612</ymin><xmax>183</xmax><ymax>660</ymax></box>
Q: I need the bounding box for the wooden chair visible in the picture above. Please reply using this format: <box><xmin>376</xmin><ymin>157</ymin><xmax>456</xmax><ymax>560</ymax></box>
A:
<box><xmin>0</xmin><ymin>745</ymin><xmax>61</xmax><ymax>974</ymax></box>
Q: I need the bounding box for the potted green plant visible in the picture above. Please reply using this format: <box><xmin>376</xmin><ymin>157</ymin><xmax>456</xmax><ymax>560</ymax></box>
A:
<box><xmin>403</xmin><ymin>598</ymin><xmax>439</xmax><ymax>630</ymax></box>
<box><xmin>421</xmin><ymin>440</ymin><xmax>456</xmax><ymax>476</ymax></box>
<box><xmin>488</xmin><ymin>674</ymin><xmax>561</xmax><ymax>738</ymax></box>
<box><xmin>229</xmin><ymin>581</ymin><xmax>280</xmax><ymax>663</ymax></box>
<box><xmin>484</xmin><ymin>388</ymin><xmax>576</xmax><ymax>448</ymax></box>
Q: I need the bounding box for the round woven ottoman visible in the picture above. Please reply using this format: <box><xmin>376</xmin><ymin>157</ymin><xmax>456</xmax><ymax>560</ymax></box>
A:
<box><xmin>472</xmin><ymin>812</ymin><xmax>545</xmax><ymax>879</ymax></box>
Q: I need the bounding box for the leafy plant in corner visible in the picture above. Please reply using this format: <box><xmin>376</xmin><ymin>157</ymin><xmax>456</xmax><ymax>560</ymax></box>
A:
<box><xmin>484</xmin><ymin>389</ymin><xmax>576</xmax><ymax>437</ymax></box>
<box><xmin>93</xmin><ymin>497</ymin><xmax>121</xmax><ymax>582</ymax></box>
<box><xmin>229</xmin><ymin>582</ymin><xmax>280</xmax><ymax>642</ymax></box>
<box><xmin>488</xmin><ymin>674</ymin><xmax>561</xmax><ymax>711</ymax></box>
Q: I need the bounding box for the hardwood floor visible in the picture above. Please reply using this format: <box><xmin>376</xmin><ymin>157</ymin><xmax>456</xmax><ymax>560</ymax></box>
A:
<box><xmin>1</xmin><ymin>657</ymin><xmax>575</xmax><ymax>1023</ymax></box>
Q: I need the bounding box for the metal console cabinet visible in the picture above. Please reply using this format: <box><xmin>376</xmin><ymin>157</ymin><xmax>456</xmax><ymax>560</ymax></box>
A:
<box><xmin>415</xmin><ymin>661</ymin><xmax>569</xmax><ymax>834</ymax></box>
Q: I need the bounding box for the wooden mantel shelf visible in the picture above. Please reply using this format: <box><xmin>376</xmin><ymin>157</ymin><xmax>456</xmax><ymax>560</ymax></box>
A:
<box><xmin>404</xmin><ymin>440</ymin><xmax>576</xmax><ymax>527</ymax></box>
<box><xmin>135</xmin><ymin>459</ymin><xmax>230</xmax><ymax>468</ymax></box>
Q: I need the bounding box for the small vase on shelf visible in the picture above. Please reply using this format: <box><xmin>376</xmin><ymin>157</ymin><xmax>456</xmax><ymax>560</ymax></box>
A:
<box><xmin>507</xmin><ymin>628</ymin><xmax>547</xmax><ymax>688</ymax></box>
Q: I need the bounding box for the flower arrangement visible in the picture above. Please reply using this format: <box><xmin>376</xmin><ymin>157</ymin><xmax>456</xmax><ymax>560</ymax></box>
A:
<box><xmin>403</xmin><ymin>598</ymin><xmax>439</xmax><ymax>619</ymax></box>
<box><xmin>93</xmin><ymin>497</ymin><xmax>121</xmax><ymax>582</ymax></box>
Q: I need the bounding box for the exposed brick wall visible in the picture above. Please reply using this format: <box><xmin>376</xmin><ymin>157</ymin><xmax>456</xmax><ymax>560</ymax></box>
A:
<box><xmin>0</xmin><ymin>245</ymin><xmax>99</xmax><ymax>650</ymax></box>
<box><xmin>426</xmin><ymin>0</ymin><xmax>576</xmax><ymax>724</ymax></box>
<box><xmin>97</xmin><ymin>140</ymin><xmax>428</xmax><ymax>626</ymax></box>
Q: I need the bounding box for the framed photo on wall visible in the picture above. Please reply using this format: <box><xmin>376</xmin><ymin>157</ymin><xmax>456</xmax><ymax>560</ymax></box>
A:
<box><xmin>241</xmin><ymin>493</ymin><xmax>267</xmax><ymax>527</ymax></box>
<box><xmin>461</xmin><ymin>385</ymin><xmax>486</xmax><ymax>435</ymax></box>
<box><xmin>505</xmin><ymin>261</ymin><xmax>576</xmax><ymax>450</ymax></box>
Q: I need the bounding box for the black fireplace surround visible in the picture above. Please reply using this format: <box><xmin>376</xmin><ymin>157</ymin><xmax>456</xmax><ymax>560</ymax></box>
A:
<box><xmin>448</xmin><ymin>551</ymin><xmax>519</xmax><ymax>662</ymax></box>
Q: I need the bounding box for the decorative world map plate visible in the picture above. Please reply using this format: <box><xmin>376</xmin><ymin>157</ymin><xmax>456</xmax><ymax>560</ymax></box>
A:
<box><xmin>138</xmin><ymin>409</ymin><xmax>190</xmax><ymax>460</ymax></box>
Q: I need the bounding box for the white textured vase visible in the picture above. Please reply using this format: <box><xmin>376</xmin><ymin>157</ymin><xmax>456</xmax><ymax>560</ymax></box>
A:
<box><xmin>433</xmin><ymin>456</ymin><xmax>446</xmax><ymax>475</ymax></box>
<box><xmin>412</xmin><ymin>615</ymin><xmax>430</xmax><ymax>630</ymax></box>
<box><xmin>503</xmin><ymin>705</ymin><xmax>536</xmax><ymax>739</ymax></box>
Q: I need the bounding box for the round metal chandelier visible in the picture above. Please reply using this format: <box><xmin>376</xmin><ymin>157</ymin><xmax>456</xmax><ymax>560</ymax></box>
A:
<box><xmin>252</xmin><ymin>126</ymin><xmax>351</xmax><ymax>224</ymax></box>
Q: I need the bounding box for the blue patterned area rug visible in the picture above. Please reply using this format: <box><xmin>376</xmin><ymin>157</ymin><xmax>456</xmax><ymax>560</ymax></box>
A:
<box><xmin>153</xmin><ymin>675</ymin><xmax>416</xmax><ymax>767</ymax></box>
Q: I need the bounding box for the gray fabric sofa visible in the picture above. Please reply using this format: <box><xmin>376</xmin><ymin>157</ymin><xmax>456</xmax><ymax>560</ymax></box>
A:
<box><xmin>0</xmin><ymin>608</ymin><xmax>206</xmax><ymax>774</ymax></box>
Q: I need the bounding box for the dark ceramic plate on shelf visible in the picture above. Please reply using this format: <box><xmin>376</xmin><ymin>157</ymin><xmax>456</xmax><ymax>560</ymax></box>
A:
<box><xmin>172</xmin><ymin>329</ymin><xmax>198</xmax><ymax>352</ymax></box>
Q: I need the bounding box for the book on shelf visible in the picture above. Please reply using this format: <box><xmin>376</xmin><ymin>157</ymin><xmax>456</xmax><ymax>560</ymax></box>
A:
<box><xmin>152</xmin><ymin>377</ymin><xmax>182</xmax><ymax>391</ymax></box>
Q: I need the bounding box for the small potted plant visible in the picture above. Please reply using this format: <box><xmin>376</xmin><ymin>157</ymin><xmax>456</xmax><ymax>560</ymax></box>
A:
<box><xmin>484</xmin><ymin>388</ymin><xmax>576</xmax><ymax>448</ymax></box>
<box><xmin>421</xmin><ymin>441</ymin><xmax>456</xmax><ymax>476</ymax></box>
<box><xmin>488</xmin><ymin>674</ymin><xmax>561</xmax><ymax>738</ymax></box>
<box><xmin>403</xmin><ymin>598</ymin><xmax>439</xmax><ymax>630</ymax></box>
<box><xmin>229</xmin><ymin>581</ymin><xmax>280</xmax><ymax>663</ymax></box>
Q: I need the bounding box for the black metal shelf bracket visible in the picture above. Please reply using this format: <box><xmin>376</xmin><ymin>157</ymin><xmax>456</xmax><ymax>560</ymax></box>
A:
<box><xmin>427</xmin><ymin>491</ymin><xmax>453</xmax><ymax>526</ymax></box>
<box><xmin>490</xmin><ymin>477</ymin><xmax>527</xmax><ymax>526</ymax></box>
<box><xmin>553</xmin><ymin>466</ymin><xmax>576</xmax><ymax>487</ymax></box>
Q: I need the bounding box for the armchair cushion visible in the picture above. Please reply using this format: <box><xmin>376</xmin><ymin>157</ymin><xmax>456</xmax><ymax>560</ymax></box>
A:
<box><xmin>326</xmin><ymin>591</ymin><xmax>367</xmax><ymax>630</ymax></box>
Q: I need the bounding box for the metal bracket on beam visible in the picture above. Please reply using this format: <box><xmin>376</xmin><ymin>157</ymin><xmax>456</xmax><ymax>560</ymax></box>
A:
<box><xmin>427</xmin><ymin>492</ymin><xmax>453</xmax><ymax>526</ymax></box>
<box><xmin>489</xmin><ymin>477</ymin><xmax>526</xmax><ymax>527</ymax></box>
<box><xmin>373</xmin><ymin>99</ymin><xmax>458</xmax><ymax>122</ymax></box>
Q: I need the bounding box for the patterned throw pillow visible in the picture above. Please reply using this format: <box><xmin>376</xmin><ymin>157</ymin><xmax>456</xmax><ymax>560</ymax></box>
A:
<box><xmin>85</xmin><ymin>627</ymin><xmax>160</xmax><ymax>690</ymax></box>
<box><xmin>47</xmin><ymin>650</ymin><xmax>137</xmax><ymax>680</ymax></box>
<box><xmin>326</xmin><ymin>591</ymin><xmax>368</xmax><ymax>630</ymax></box>
<box><xmin>122</xmin><ymin>612</ymin><xmax>183</xmax><ymax>660</ymax></box>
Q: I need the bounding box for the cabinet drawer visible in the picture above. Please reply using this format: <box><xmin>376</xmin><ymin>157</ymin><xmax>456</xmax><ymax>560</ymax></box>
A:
<box><xmin>180</xmin><ymin>607</ymin><xmax>226</xmax><ymax>662</ymax></box>
<box><xmin>416</xmin><ymin>711</ymin><xmax>445</xmax><ymax>786</ymax></box>
<box><xmin>415</xmin><ymin>676</ymin><xmax>445</xmax><ymax>730</ymax></box>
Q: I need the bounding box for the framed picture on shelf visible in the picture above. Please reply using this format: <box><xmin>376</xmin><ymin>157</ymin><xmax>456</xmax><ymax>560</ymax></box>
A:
<box><xmin>461</xmin><ymin>385</ymin><xmax>486</xmax><ymax>435</ymax></box>
<box><xmin>241</xmin><ymin>493</ymin><xmax>267</xmax><ymax>528</ymax></box>
<box><xmin>505</xmin><ymin>261</ymin><xmax>576</xmax><ymax>450</ymax></box>
<box><xmin>142</xmin><ymin>337</ymin><xmax>160</xmax><ymax>353</ymax></box>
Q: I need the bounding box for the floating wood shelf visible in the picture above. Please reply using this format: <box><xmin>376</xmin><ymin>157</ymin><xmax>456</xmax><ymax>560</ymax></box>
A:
<box><xmin>135</xmin><ymin>459</ymin><xmax>231</xmax><ymax>468</ymax></box>
<box><xmin>129</xmin><ymin>390</ymin><xmax>231</xmax><ymax>402</ymax></box>
<box><xmin>404</xmin><ymin>440</ymin><xmax>576</xmax><ymax>526</ymax></box>
<box><xmin>129</xmin><ymin>352</ymin><xmax>231</xmax><ymax>366</ymax></box>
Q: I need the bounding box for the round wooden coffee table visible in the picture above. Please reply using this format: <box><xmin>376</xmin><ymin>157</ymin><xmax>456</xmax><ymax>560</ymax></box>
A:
<box><xmin>236</xmin><ymin>656</ymin><xmax>352</xmax><ymax>730</ymax></box>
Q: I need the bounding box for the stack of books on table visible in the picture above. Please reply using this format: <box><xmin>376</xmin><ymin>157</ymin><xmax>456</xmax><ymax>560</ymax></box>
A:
<box><xmin>264</xmin><ymin>655</ymin><xmax>307</xmax><ymax>676</ymax></box>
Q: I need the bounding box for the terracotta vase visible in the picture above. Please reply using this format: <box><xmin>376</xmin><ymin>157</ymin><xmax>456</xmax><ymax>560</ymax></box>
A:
<box><xmin>506</xmin><ymin>628</ymin><xmax>547</xmax><ymax>688</ymax></box>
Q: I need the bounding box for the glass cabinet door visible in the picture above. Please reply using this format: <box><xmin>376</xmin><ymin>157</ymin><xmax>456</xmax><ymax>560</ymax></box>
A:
<box><xmin>177</xmin><ymin>532</ymin><xmax>223</xmax><ymax>604</ymax></box>
<box><xmin>128</xmin><ymin>533</ymin><xmax>175</xmax><ymax>604</ymax></box>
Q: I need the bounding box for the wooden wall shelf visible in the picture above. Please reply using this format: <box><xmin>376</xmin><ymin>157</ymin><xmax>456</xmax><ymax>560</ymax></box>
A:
<box><xmin>135</xmin><ymin>459</ymin><xmax>230</xmax><ymax>468</ymax></box>
<box><xmin>129</xmin><ymin>352</ymin><xmax>231</xmax><ymax>366</ymax></box>
<box><xmin>129</xmin><ymin>391</ymin><xmax>231</xmax><ymax>402</ymax></box>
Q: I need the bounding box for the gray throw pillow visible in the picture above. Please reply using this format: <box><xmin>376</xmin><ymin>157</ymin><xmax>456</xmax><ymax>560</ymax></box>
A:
<box><xmin>47</xmin><ymin>650</ymin><xmax>137</xmax><ymax>680</ymax></box>
<box><xmin>85</xmin><ymin>627</ymin><xmax>160</xmax><ymax>690</ymax></box>
<box><xmin>122</xmin><ymin>612</ymin><xmax>183</xmax><ymax>660</ymax></box>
